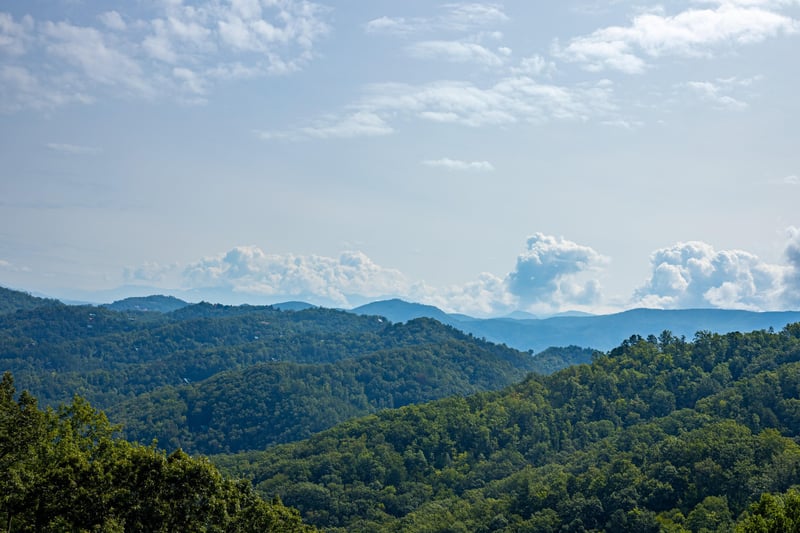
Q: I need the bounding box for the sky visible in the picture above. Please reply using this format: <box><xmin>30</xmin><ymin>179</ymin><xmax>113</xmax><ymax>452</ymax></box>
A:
<box><xmin>1</xmin><ymin>0</ymin><xmax>800</xmax><ymax>316</ymax></box>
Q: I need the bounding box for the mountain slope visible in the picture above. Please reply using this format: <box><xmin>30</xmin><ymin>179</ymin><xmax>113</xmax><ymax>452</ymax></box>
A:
<box><xmin>0</xmin><ymin>286</ymin><xmax>61</xmax><ymax>315</ymax></box>
<box><xmin>103</xmin><ymin>294</ymin><xmax>190</xmax><ymax>312</ymax></box>
<box><xmin>213</xmin><ymin>324</ymin><xmax>800</xmax><ymax>531</ymax></box>
<box><xmin>353</xmin><ymin>299</ymin><xmax>800</xmax><ymax>352</ymax></box>
<box><xmin>110</xmin><ymin>323</ymin><xmax>539</xmax><ymax>454</ymax></box>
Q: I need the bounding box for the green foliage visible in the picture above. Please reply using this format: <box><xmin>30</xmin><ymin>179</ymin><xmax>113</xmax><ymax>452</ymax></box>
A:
<box><xmin>2</xmin><ymin>301</ymin><xmax>543</xmax><ymax>454</ymax></box>
<box><xmin>208</xmin><ymin>325</ymin><xmax>800</xmax><ymax>531</ymax></box>
<box><xmin>0</xmin><ymin>286</ymin><xmax>60</xmax><ymax>315</ymax></box>
<box><xmin>0</xmin><ymin>372</ymin><xmax>314</xmax><ymax>532</ymax></box>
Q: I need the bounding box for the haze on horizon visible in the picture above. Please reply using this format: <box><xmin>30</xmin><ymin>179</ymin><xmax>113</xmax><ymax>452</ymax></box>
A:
<box><xmin>1</xmin><ymin>0</ymin><xmax>799</xmax><ymax>317</ymax></box>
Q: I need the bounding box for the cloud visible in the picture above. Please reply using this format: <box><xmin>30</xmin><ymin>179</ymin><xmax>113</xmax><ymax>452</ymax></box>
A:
<box><xmin>46</xmin><ymin>143</ymin><xmax>101</xmax><ymax>155</ymax></box>
<box><xmin>422</xmin><ymin>158</ymin><xmax>494</xmax><ymax>172</ymax></box>
<box><xmin>0</xmin><ymin>259</ymin><xmax>31</xmax><ymax>273</ymax></box>
<box><xmin>260</xmin><ymin>76</ymin><xmax>618</xmax><ymax>140</ymax></box>
<box><xmin>365</xmin><ymin>3</ymin><xmax>508</xmax><ymax>35</ymax></box>
<box><xmin>157</xmin><ymin>233</ymin><xmax>608</xmax><ymax>315</ymax></box>
<box><xmin>183</xmin><ymin>246</ymin><xmax>410</xmax><ymax>307</ymax></box>
<box><xmin>684</xmin><ymin>80</ymin><xmax>750</xmax><ymax>110</ymax></box>
<box><xmin>557</xmin><ymin>3</ymin><xmax>798</xmax><ymax>73</ymax></box>
<box><xmin>257</xmin><ymin>111</ymin><xmax>393</xmax><ymax>140</ymax></box>
<box><xmin>0</xmin><ymin>65</ymin><xmax>93</xmax><ymax>112</ymax></box>
<box><xmin>0</xmin><ymin>1</ymin><xmax>331</xmax><ymax>111</ymax></box>
<box><xmin>507</xmin><ymin>233</ymin><xmax>608</xmax><ymax>308</ymax></box>
<box><xmin>511</xmin><ymin>54</ymin><xmax>556</xmax><ymax>77</ymax></box>
<box><xmin>634</xmin><ymin>240</ymin><xmax>791</xmax><ymax>309</ymax></box>
<box><xmin>124</xmin><ymin>262</ymin><xmax>178</xmax><ymax>283</ymax></box>
<box><xmin>407</xmin><ymin>40</ymin><xmax>506</xmax><ymax>66</ymax></box>
<box><xmin>0</xmin><ymin>12</ymin><xmax>33</xmax><ymax>56</ymax></box>
<box><xmin>41</xmin><ymin>21</ymin><xmax>154</xmax><ymax>97</ymax></box>
<box><xmin>783</xmin><ymin>227</ymin><xmax>800</xmax><ymax>306</ymax></box>
<box><xmin>98</xmin><ymin>11</ymin><xmax>127</xmax><ymax>32</ymax></box>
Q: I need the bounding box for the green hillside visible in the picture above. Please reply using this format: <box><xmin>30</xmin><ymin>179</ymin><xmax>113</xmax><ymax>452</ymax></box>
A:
<box><xmin>1</xmin><ymin>296</ymin><xmax>550</xmax><ymax>455</ymax></box>
<box><xmin>212</xmin><ymin>325</ymin><xmax>800</xmax><ymax>532</ymax></box>
<box><xmin>0</xmin><ymin>372</ymin><xmax>315</xmax><ymax>532</ymax></box>
<box><xmin>110</xmin><ymin>326</ymin><xmax>539</xmax><ymax>454</ymax></box>
<box><xmin>0</xmin><ymin>286</ymin><xmax>60</xmax><ymax>315</ymax></box>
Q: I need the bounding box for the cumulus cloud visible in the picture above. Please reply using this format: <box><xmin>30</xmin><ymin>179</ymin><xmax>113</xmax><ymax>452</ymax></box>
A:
<box><xmin>783</xmin><ymin>227</ymin><xmax>800</xmax><ymax>306</ymax></box>
<box><xmin>124</xmin><ymin>262</ymin><xmax>178</xmax><ymax>283</ymax></box>
<box><xmin>557</xmin><ymin>3</ymin><xmax>798</xmax><ymax>73</ymax></box>
<box><xmin>183</xmin><ymin>246</ymin><xmax>409</xmax><ymax>307</ymax></box>
<box><xmin>506</xmin><ymin>233</ymin><xmax>608</xmax><ymax>309</ymax></box>
<box><xmin>634</xmin><ymin>240</ymin><xmax>790</xmax><ymax>309</ymax></box>
<box><xmin>422</xmin><ymin>158</ymin><xmax>494</xmax><ymax>172</ymax></box>
<box><xmin>0</xmin><ymin>1</ymin><xmax>330</xmax><ymax>111</ymax></box>
<box><xmin>164</xmin><ymin>233</ymin><xmax>608</xmax><ymax>315</ymax></box>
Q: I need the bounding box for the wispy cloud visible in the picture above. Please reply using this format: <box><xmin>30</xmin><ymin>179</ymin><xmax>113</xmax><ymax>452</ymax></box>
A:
<box><xmin>46</xmin><ymin>142</ymin><xmax>102</xmax><ymax>155</ymax></box>
<box><xmin>685</xmin><ymin>81</ymin><xmax>748</xmax><ymax>109</ymax></box>
<box><xmin>407</xmin><ymin>40</ymin><xmax>507</xmax><ymax>66</ymax></box>
<box><xmin>422</xmin><ymin>158</ymin><xmax>495</xmax><ymax>172</ymax></box>
<box><xmin>257</xmin><ymin>111</ymin><xmax>393</xmax><ymax>140</ymax></box>
<box><xmin>557</xmin><ymin>3</ymin><xmax>798</xmax><ymax>73</ymax></box>
<box><xmin>259</xmin><ymin>76</ymin><xmax>618</xmax><ymax>140</ymax></box>
<box><xmin>365</xmin><ymin>3</ymin><xmax>508</xmax><ymax>35</ymax></box>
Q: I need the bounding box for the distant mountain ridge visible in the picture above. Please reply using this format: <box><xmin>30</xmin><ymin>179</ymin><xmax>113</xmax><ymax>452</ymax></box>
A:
<box><xmin>104</xmin><ymin>294</ymin><xmax>190</xmax><ymax>313</ymax></box>
<box><xmin>353</xmin><ymin>299</ymin><xmax>800</xmax><ymax>353</ymax></box>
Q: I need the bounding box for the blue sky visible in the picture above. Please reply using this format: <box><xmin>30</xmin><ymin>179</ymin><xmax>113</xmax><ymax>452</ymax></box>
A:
<box><xmin>1</xmin><ymin>0</ymin><xmax>799</xmax><ymax>315</ymax></box>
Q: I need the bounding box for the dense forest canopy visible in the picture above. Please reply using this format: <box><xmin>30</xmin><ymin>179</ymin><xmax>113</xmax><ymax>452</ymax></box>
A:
<box><xmin>6</xmin><ymin>286</ymin><xmax>800</xmax><ymax>531</ymax></box>
<box><xmin>0</xmin><ymin>372</ymin><xmax>315</xmax><ymax>532</ymax></box>
<box><xmin>212</xmin><ymin>325</ymin><xmax>800</xmax><ymax>532</ymax></box>
<box><xmin>2</xmin><ymin>286</ymin><xmax>593</xmax><ymax>456</ymax></box>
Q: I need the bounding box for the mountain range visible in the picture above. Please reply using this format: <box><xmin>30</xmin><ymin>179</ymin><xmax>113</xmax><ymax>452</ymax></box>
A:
<box><xmin>352</xmin><ymin>298</ymin><xmax>800</xmax><ymax>353</ymax></box>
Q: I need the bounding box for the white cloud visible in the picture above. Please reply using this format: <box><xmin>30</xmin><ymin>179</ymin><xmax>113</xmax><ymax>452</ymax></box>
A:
<box><xmin>124</xmin><ymin>262</ymin><xmax>178</xmax><ymax>283</ymax></box>
<box><xmin>0</xmin><ymin>12</ymin><xmax>33</xmax><ymax>56</ymax></box>
<box><xmin>783</xmin><ymin>227</ymin><xmax>800</xmax><ymax>306</ymax></box>
<box><xmin>407</xmin><ymin>40</ymin><xmax>506</xmax><ymax>66</ymax></box>
<box><xmin>183</xmin><ymin>246</ymin><xmax>409</xmax><ymax>307</ymax></box>
<box><xmin>46</xmin><ymin>143</ymin><xmax>101</xmax><ymax>155</ymax></box>
<box><xmin>511</xmin><ymin>54</ymin><xmax>556</xmax><ymax>76</ymax></box>
<box><xmin>558</xmin><ymin>3</ymin><xmax>798</xmax><ymax>73</ymax></box>
<box><xmin>0</xmin><ymin>1</ymin><xmax>331</xmax><ymax>111</ymax></box>
<box><xmin>0</xmin><ymin>258</ymin><xmax>31</xmax><ymax>273</ymax></box>
<box><xmin>684</xmin><ymin>80</ymin><xmax>749</xmax><ymax>110</ymax></box>
<box><xmin>422</xmin><ymin>158</ymin><xmax>494</xmax><ymax>172</ymax></box>
<box><xmin>98</xmin><ymin>11</ymin><xmax>127</xmax><ymax>32</ymax></box>
<box><xmin>258</xmin><ymin>110</ymin><xmax>393</xmax><ymax>140</ymax></box>
<box><xmin>0</xmin><ymin>65</ymin><xmax>93</xmax><ymax>112</ymax></box>
<box><xmin>365</xmin><ymin>3</ymin><xmax>508</xmax><ymax>35</ymax></box>
<box><xmin>506</xmin><ymin>233</ymin><xmax>608</xmax><ymax>309</ymax></box>
<box><xmin>155</xmin><ymin>233</ymin><xmax>608</xmax><ymax>315</ymax></box>
<box><xmin>261</xmin><ymin>76</ymin><xmax>618</xmax><ymax>140</ymax></box>
<box><xmin>41</xmin><ymin>20</ymin><xmax>154</xmax><ymax>96</ymax></box>
<box><xmin>634</xmin><ymin>240</ymin><xmax>790</xmax><ymax>309</ymax></box>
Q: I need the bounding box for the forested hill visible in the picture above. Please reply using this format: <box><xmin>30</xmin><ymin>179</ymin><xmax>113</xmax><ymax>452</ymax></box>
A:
<box><xmin>213</xmin><ymin>324</ymin><xmax>800</xmax><ymax>531</ymax></box>
<box><xmin>0</xmin><ymin>286</ymin><xmax>60</xmax><ymax>315</ymax></box>
<box><xmin>2</xmin><ymin>289</ymin><xmax>585</xmax><ymax>455</ymax></box>
<box><xmin>110</xmin><ymin>330</ymin><xmax>566</xmax><ymax>455</ymax></box>
<box><xmin>0</xmin><ymin>373</ymin><xmax>315</xmax><ymax>532</ymax></box>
